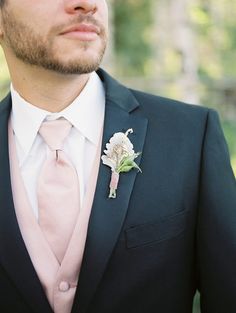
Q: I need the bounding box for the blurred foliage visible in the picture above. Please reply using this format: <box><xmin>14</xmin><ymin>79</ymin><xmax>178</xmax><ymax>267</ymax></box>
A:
<box><xmin>191</xmin><ymin>1</ymin><xmax>236</xmax><ymax>79</ymax></box>
<box><xmin>113</xmin><ymin>0</ymin><xmax>154</xmax><ymax>76</ymax></box>
<box><xmin>112</xmin><ymin>0</ymin><xmax>236</xmax><ymax>80</ymax></box>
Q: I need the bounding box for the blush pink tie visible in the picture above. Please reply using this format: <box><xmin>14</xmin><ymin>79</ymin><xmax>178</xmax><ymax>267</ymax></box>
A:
<box><xmin>37</xmin><ymin>119</ymin><xmax>80</xmax><ymax>264</ymax></box>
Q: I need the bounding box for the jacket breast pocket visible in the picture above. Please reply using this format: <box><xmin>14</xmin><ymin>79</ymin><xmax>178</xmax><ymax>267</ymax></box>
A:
<box><xmin>125</xmin><ymin>210</ymin><xmax>188</xmax><ymax>249</ymax></box>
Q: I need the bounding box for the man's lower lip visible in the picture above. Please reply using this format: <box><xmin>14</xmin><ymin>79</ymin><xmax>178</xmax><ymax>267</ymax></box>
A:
<box><xmin>61</xmin><ymin>31</ymin><xmax>98</xmax><ymax>41</ymax></box>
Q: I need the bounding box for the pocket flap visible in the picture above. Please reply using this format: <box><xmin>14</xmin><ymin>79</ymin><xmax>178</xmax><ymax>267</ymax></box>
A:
<box><xmin>125</xmin><ymin>210</ymin><xmax>188</xmax><ymax>249</ymax></box>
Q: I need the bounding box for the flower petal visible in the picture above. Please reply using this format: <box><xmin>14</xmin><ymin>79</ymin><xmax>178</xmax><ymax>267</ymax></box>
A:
<box><xmin>101</xmin><ymin>155</ymin><xmax>116</xmax><ymax>171</ymax></box>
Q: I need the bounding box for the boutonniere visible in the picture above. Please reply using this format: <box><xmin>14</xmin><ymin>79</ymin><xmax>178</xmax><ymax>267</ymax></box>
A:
<box><xmin>101</xmin><ymin>129</ymin><xmax>142</xmax><ymax>199</ymax></box>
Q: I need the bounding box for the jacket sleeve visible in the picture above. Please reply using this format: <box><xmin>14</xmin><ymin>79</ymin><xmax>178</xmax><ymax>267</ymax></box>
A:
<box><xmin>197</xmin><ymin>109</ymin><xmax>236</xmax><ymax>312</ymax></box>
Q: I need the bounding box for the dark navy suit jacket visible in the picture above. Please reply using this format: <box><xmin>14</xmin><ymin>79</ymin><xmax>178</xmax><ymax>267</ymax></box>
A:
<box><xmin>0</xmin><ymin>69</ymin><xmax>236</xmax><ymax>313</ymax></box>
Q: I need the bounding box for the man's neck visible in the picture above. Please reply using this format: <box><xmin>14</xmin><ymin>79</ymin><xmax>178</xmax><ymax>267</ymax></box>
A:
<box><xmin>7</xmin><ymin>57</ymin><xmax>90</xmax><ymax>113</ymax></box>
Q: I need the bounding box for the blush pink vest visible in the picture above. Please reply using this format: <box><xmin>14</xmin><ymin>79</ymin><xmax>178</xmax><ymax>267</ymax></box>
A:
<box><xmin>8</xmin><ymin>122</ymin><xmax>102</xmax><ymax>313</ymax></box>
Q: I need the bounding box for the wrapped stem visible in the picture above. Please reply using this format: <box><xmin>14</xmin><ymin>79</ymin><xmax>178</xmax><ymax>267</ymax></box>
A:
<box><xmin>109</xmin><ymin>172</ymin><xmax>120</xmax><ymax>198</ymax></box>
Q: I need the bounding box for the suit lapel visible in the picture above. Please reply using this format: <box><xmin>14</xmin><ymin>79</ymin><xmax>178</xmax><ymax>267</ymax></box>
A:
<box><xmin>72</xmin><ymin>69</ymin><xmax>148</xmax><ymax>313</ymax></box>
<box><xmin>0</xmin><ymin>95</ymin><xmax>53</xmax><ymax>313</ymax></box>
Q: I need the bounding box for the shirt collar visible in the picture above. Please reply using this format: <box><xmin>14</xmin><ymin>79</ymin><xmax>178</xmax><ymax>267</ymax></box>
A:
<box><xmin>61</xmin><ymin>71</ymin><xmax>105</xmax><ymax>144</ymax></box>
<box><xmin>11</xmin><ymin>71</ymin><xmax>105</xmax><ymax>159</ymax></box>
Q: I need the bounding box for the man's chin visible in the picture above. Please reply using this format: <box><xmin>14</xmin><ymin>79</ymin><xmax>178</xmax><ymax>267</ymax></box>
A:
<box><xmin>49</xmin><ymin>52</ymin><xmax>104</xmax><ymax>74</ymax></box>
<box><xmin>39</xmin><ymin>59</ymin><xmax>101</xmax><ymax>75</ymax></box>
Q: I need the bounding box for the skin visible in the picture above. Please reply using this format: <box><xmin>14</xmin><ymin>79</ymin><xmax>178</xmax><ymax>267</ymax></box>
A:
<box><xmin>0</xmin><ymin>0</ymin><xmax>109</xmax><ymax>112</ymax></box>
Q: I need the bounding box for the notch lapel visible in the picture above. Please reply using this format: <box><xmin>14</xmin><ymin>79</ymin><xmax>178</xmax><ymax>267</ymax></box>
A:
<box><xmin>72</xmin><ymin>70</ymin><xmax>148</xmax><ymax>313</ymax></box>
<box><xmin>0</xmin><ymin>95</ymin><xmax>53</xmax><ymax>313</ymax></box>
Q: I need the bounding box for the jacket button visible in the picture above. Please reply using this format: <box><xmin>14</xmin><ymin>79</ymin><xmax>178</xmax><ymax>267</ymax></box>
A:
<box><xmin>59</xmin><ymin>281</ymin><xmax>70</xmax><ymax>292</ymax></box>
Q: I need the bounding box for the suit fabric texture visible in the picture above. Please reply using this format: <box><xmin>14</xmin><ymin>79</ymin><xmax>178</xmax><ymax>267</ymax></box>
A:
<box><xmin>0</xmin><ymin>69</ymin><xmax>236</xmax><ymax>313</ymax></box>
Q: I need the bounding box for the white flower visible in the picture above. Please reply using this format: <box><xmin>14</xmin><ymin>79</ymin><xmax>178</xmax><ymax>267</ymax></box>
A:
<box><xmin>102</xmin><ymin>129</ymin><xmax>134</xmax><ymax>171</ymax></box>
<box><xmin>101</xmin><ymin>129</ymin><xmax>142</xmax><ymax>198</ymax></box>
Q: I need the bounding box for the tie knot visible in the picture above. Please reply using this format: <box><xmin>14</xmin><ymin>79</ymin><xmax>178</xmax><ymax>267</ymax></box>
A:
<box><xmin>39</xmin><ymin>119</ymin><xmax>72</xmax><ymax>151</ymax></box>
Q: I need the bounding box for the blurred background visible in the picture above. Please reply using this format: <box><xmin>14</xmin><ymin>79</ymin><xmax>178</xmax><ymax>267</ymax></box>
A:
<box><xmin>0</xmin><ymin>1</ymin><xmax>235</xmax><ymax>311</ymax></box>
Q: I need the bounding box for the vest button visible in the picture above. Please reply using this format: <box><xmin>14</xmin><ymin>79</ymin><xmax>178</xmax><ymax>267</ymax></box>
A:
<box><xmin>59</xmin><ymin>281</ymin><xmax>70</xmax><ymax>292</ymax></box>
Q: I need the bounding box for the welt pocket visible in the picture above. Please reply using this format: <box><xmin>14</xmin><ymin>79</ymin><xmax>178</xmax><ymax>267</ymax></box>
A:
<box><xmin>125</xmin><ymin>210</ymin><xmax>188</xmax><ymax>249</ymax></box>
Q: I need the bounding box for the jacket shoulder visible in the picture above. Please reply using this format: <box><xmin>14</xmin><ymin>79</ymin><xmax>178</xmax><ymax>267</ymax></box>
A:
<box><xmin>129</xmin><ymin>88</ymin><xmax>215</xmax><ymax>132</ymax></box>
<box><xmin>130</xmin><ymin>88</ymin><xmax>209</xmax><ymax>116</ymax></box>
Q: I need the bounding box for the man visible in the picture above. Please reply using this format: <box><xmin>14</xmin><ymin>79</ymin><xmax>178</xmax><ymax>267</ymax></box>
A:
<box><xmin>0</xmin><ymin>1</ymin><xmax>235</xmax><ymax>313</ymax></box>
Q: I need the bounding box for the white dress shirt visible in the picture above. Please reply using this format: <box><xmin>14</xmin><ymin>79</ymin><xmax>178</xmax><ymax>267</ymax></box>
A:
<box><xmin>10</xmin><ymin>72</ymin><xmax>105</xmax><ymax>219</ymax></box>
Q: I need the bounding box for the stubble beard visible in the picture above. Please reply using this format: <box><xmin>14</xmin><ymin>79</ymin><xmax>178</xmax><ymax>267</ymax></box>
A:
<box><xmin>1</xmin><ymin>7</ymin><xmax>108</xmax><ymax>75</ymax></box>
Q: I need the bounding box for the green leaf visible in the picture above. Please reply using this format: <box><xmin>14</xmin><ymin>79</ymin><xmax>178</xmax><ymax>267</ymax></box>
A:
<box><xmin>119</xmin><ymin>165</ymin><xmax>134</xmax><ymax>173</ymax></box>
<box><xmin>118</xmin><ymin>160</ymin><xmax>142</xmax><ymax>173</ymax></box>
